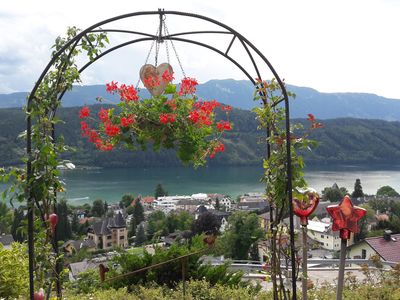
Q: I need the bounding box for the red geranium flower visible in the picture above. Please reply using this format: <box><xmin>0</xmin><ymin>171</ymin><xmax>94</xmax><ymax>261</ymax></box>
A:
<box><xmin>307</xmin><ymin>114</ymin><xmax>315</xmax><ymax>122</ymax></box>
<box><xmin>99</xmin><ymin>108</ymin><xmax>110</xmax><ymax>123</ymax></box>
<box><xmin>106</xmin><ymin>81</ymin><xmax>118</xmax><ymax>93</ymax></box>
<box><xmin>120</xmin><ymin>115</ymin><xmax>135</xmax><ymax>127</ymax></box>
<box><xmin>79</xmin><ymin>106</ymin><xmax>90</xmax><ymax>119</ymax></box>
<box><xmin>216</xmin><ymin>121</ymin><xmax>232</xmax><ymax>132</ymax></box>
<box><xmin>104</xmin><ymin>122</ymin><xmax>120</xmax><ymax>137</ymax></box>
<box><xmin>179</xmin><ymin>77</ymin><xmax>198</xmax><ymax>95</ymax></box>
<box><xmin>143</xmin><ymin>76</ymin><xmax>161</xmax><ymax>89</ymax></box>
<box><xmin>119</xmin><ymin>84</ymin><xmax>138</xmax><ymax>102</ymax></box>
<box><xmin>159</xmin><ymin>113</ymin><xmax>176</xmax><ymax>124</ymax></box>
<box><xmin>162</xmin><ymin>70</ymin><xmax>174</xmax><ymax>83</ymax></box>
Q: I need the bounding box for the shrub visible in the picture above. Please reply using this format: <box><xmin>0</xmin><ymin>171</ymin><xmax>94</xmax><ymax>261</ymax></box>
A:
<box><xmin>0</xmin><ymin>243</ymin><xmax>28</xmax><ymax>299</ymax></box>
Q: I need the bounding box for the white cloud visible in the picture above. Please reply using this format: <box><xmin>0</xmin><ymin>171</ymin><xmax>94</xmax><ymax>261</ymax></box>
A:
<box><xmin>0</xmin><ymin>0</ymin><xmax>399</xmax><ymax>98</ymax></box>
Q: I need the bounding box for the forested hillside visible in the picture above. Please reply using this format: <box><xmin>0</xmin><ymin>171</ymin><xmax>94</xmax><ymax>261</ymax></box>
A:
<box><xmin>2</xmin><ymin>79</ymin><xmax>400</xmax><ymax>120</ymax></box>
<box><xmin>1</xmin><ymin>105</ymin><xmax>400</xmax><ymax>167</ymax></box>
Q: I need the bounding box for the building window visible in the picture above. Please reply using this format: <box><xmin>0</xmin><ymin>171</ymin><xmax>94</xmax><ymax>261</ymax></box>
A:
<box><xmin>107</xmin><ymin>242</ymin><xmax>112</xmax><ymax>247</ymax></box>
<box><xmin>321</xmin><ymin>235</ymin><xmax>324</xmax><ymax>238</ymax></box>
<box><xmin>362</xmin><ymin>249</ymin><xmax>367</xmax><ymax>259</ymax></box>
<box><xmin>107</xmin><ymin>235</ymin><xmax>112</xmax><ymax>240</ymax></box>
<box><xmin>120</xmin><ymin>236</ymin><xmax>124</xmax><ymax>240</ymax></box>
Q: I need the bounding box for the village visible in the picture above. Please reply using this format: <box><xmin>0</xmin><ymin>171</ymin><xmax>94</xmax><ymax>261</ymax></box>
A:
<box><xmin>3</xmin><ymin>182</ymin><xmax>398</xmax><ymax>283</ymax></box>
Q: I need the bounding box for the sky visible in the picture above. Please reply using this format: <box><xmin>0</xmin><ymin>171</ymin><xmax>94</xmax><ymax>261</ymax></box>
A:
<box><xmin>1</xmin><ymin>0</ymin><xmax>400</xmax><ymax>99</ymax></box>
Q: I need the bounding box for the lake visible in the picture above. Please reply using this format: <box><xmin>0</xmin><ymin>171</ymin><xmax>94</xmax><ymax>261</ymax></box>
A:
<box><xmin>2</xmin><ymin>165</ymin><xmax>400</xmax><ymax>205</ymax></box>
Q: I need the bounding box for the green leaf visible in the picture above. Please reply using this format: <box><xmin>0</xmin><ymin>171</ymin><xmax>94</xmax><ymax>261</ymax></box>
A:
<box><xmin>164</xmin><ymin>84</ymin><xmax>176</xmax><ymax>94</ymax></box>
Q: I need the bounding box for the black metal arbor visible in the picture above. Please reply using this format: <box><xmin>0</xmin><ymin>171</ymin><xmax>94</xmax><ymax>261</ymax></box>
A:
<box><xmin>26</xmin><ymin>9</ymin><xmax>296</xmax><ymax>299</ymax></box>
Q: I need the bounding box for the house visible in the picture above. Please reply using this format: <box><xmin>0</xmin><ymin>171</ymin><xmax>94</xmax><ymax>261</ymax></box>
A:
<box><xmin>176</xmin><ymin>199</ymin><xmax>204</xmax><ymax>213</ymax></box>
<box><xmin>0</xmin><ymin>234</ymin><xmax>14</xmax><ymax>249</ymax></box>
<box><xmin>306</xmin><ymin>218</ymin><xmax>348</xmax><ymax>251</ymax></box>
<box><xmin>154</xmin><ymin>195</ymin><xmax>192</xmax><ymax>213</ymax></box>
<box><xmin>208</xmin><ymin>194</ymin><xmax>232</xmax><ymax>211</ymax></box>
<box><xmin>347</xmin><ymin>231</ymin><xmax>400</xmax><ymax>263</ymax></box>
<box><xmin>210</xmin><ymin>210</ymin><xmax>230</xmax><ymax>232</ymax></box>
<box><xmin>194</xmin><ymin>206</ymin><xmax>230</xmax><ymax>233</ymax></box>
<box><xmin>142</xmin><ymin>196</ymin><xmax>155</xmax><ymax>209</ymax></box>
<box><xmin>191</xmin><ymin>193</ymin><xmax>209</xmax><ymax>201</ymax></box>
<box><xmin>237</xmin><ymin>201</ymin><xmax>268</xmax><ymax>212</ymax></box>
<box><xmin>87</xmin><ymin>212</ymin><xmax>128</xmax><ymax>250</ymax></box>
<box><xmin>240</xmin><ymin>192</ymin><xmax>266</xmax><ymax>203</ymax></box>
<box><xmin>68</xmin><ymin>259</ymin><xmax>99</xmax><ymax>281</ymax></box>
<box><xmin>62</xmin><ymin>239</ymin><xmax>96</xmax><ymax>255</ymax></box>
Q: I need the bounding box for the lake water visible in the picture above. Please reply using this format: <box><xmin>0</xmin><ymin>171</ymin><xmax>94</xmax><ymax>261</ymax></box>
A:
<box><xmin>2</xmin><ymin>165</ymin><xmax>400</xmax><ymax>205</ymax></box>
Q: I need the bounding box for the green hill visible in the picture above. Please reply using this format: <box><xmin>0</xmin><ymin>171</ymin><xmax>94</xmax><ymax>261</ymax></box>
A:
<box><xmin>1</xmin><ymin>106</ymin><xmax>400</xmax><ymax>168</ymax></box>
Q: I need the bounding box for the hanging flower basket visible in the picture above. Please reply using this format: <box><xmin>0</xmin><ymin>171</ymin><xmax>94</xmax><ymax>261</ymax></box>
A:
<box><xmin>79</xmin><ymin>67</ymin><xmax>232</xmax><ymax>167</ymax></box>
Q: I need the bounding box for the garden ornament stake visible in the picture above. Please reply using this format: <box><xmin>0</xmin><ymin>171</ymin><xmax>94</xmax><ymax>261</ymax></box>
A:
<box><xmin>326</xmin><ymin>195</ymin><xmax>366</xmax><ymax>300</ymax></box>
<box><xmin>293</xmin><ymin>188</ymin><xmax>320</xmax><ymax>300</ymax></box>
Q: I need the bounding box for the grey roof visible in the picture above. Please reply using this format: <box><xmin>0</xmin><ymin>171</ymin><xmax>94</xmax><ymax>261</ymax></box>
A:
<box><xmin>89</xmin><ymin>212</ymin><xmax>126</xmax><ymax>236</ymax></box>
<box><xmin>237</xmin><ymin>201</ymin><xmax>268</xmax><ymax>211</ymax></box>
<box><xmin>63</xmin><ymin>239</ymin><xmax>96</xmax><ymax>251</ymax></box>
<box><xmin>196</xmin><ymin>205</ymin><xmax>208</xmax><ymax>214</ymax></box>
<box><xmin>177</xmin><ymin>199</ymin><xmax>203</xmax><ymax>206</ymax></box>
<box><xmin>0</xmin><ymin>234</ymin><xmax>14</xmax><ymax>246</ymax></box>
<box><xmin>69</xmin><ymin>259</ymin><xmax>99</xmax><ymax>278</ymax></box>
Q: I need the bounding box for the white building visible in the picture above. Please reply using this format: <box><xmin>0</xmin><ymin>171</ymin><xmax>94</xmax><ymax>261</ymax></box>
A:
<box><xmin>154</xmin><ymin>195</ymin><xmax>192</xmax><ymax>213</ymax></box>
<box><xmin>307</xmin><ymin>219</ymin><xmax>343</xmax><ymax>251</ymax></box>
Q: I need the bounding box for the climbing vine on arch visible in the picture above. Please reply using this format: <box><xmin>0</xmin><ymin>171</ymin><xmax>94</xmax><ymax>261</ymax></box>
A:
<box><xmin>1</xmin><ymin>26</ymin><xmax>110</xmax><ymax>294</ymax></box>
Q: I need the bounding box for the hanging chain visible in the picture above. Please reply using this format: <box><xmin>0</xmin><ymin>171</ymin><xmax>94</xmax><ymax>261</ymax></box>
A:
<box><xmin>163</xmin><ymin>20</ymin><xmax>186</xmax><ymax>78</ymax></box>
<box><xmin>135</xmin><ymin>27</ymin><xmax>159</xmax><ymax>90</ymax></box>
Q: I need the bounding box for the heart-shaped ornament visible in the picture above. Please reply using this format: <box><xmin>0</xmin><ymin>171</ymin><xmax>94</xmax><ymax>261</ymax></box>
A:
<box><xmin>293</xmin><ymin>189</ymin><xmax>320</xmax><ymax>226</ymax></box>
<box><xmin>140</xmin><ymin>63</ymin><xmax>173</xmax><ymax>97</ymax></box>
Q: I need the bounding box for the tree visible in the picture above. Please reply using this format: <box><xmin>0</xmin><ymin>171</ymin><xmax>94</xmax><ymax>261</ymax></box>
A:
<box><xmin>71</xmin><ymin>213</ymin><xmax>80</xmax><ymax>237</ymax></box>
<box><xmin>125</xmin><ymin>205</ymin><xmax>134</xmax><ymax>215</ymax></box>
<box><xmin>128</xmin><ymin>219</ymin><xmax>137</xmax><ymax>240</ymax></box>
<box><xmin>56</xmin><ymin>199</ymin><xmax>72</xmax><ymax>242</ymax></box>
<box><xmin>147</xmin><ymin>211</ymin><xmax>167</xmax><ymax>240</ymax></box>
<box><xmin>352</xmin><ymin>178</ymin><xmax>364</xmax><ymax>198</ymax></box>
<box><xmin>192</xmin><ymin>212</ymin><xmax>221</xmax><ymax>235</ymax></box>
<box><xmin>104</xmin><ymin>201</ymin><xmax>108</xmax><ymax>215</ymax></box>
<box><xmin>322</xmin><ymin>185</ymin><xmax>348</xmax><ymax>202</ymax></box>
<box><xmin>215</xmin><ymin>197</ymin><xmax>220</xmax><ymax>211</ymax></box>
<box><xmin>133</xmin><ymin>200</ymin><xmax>144</xmax><ymax>225</ymax></box>
<box><xmin>11</xmin><ymin>208</ymin><xmax>25</xmax><ymax>242</ymax></box>
<box><xmin>120</xmin><ymin>194</ymin><xmax>134</xmax><ymax>208</ymax></box>
<box><xmin>218</xmin><ymin>211</ymin><xmax>263</xmax><ymax>260</ymax></box>
<box><xmin>0</xmin><ymin>202</ymin><xmax>12</xmax><ymax>234</ymax></box>
<box><xmin>376</xmin><ymin>186</ymin><xmax>399</xmax><ymax>197</ymax></box>
<box><xmin>91</xmin><ymin>199</ymin><xmax>106</xmax><ymax>217</ymax></box>
<box><xmin>155</xmin><ymin>183</ymin><xmax>168</xmax><ymax>199</ymax></box>
<box><xmin>135</xmin><ymin>224</ymin><xmax>146</xmax><ymax>246</ymax></box>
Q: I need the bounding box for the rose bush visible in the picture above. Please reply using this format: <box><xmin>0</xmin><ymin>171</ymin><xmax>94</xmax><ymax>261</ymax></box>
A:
<box><xmin>79</xmin><ymin>73</ymin><xmax>232</xmax><ymax>167</ymax></box>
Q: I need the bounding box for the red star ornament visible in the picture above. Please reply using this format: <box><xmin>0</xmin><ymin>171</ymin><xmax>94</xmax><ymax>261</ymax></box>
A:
<box><xmin>326</xmin><ymin>195</ymin><xmax>366</xmax><ymax>240</ymax></box>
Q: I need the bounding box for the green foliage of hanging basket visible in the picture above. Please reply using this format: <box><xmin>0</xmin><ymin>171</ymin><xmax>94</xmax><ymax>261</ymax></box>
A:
<box><xmin>79</xmin><ymin>73</ymin><xmax>233</xmax><ymax>167</ymax></box>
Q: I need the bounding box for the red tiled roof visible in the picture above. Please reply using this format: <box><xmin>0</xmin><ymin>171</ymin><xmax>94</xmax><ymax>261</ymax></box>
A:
<box><xmin>142</xmin><ymin>196</ymin><xmax>155</xmax><ymax>203</ymax></box>
<box><xmin>365</xmin><ymin>233</ymin><xmax>400</xmax><ymax>262</ymax></box>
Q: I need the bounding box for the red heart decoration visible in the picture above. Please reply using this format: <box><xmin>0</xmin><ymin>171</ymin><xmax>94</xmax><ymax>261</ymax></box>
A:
<box><xmin>293</xmin><ymin>189</ymin><xmax>320</xmax><ymax>226</ymax></box>
<box><xmin>140</xmin><ymin>63</ymin><xmax>173</xmax><ymax>97</ymax></box>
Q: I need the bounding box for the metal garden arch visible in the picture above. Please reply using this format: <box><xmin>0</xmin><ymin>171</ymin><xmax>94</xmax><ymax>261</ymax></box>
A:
<box><xmin>26</xmin><ymin>9</ymin><xmax>296</xmax><ymax>299</ymax></box>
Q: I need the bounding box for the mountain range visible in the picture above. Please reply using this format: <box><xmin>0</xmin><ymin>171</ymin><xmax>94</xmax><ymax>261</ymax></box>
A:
<box><xmin>1</xmin><ymin>79</ymin><xmax>400</xmax><ymax>121</ymax></box>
